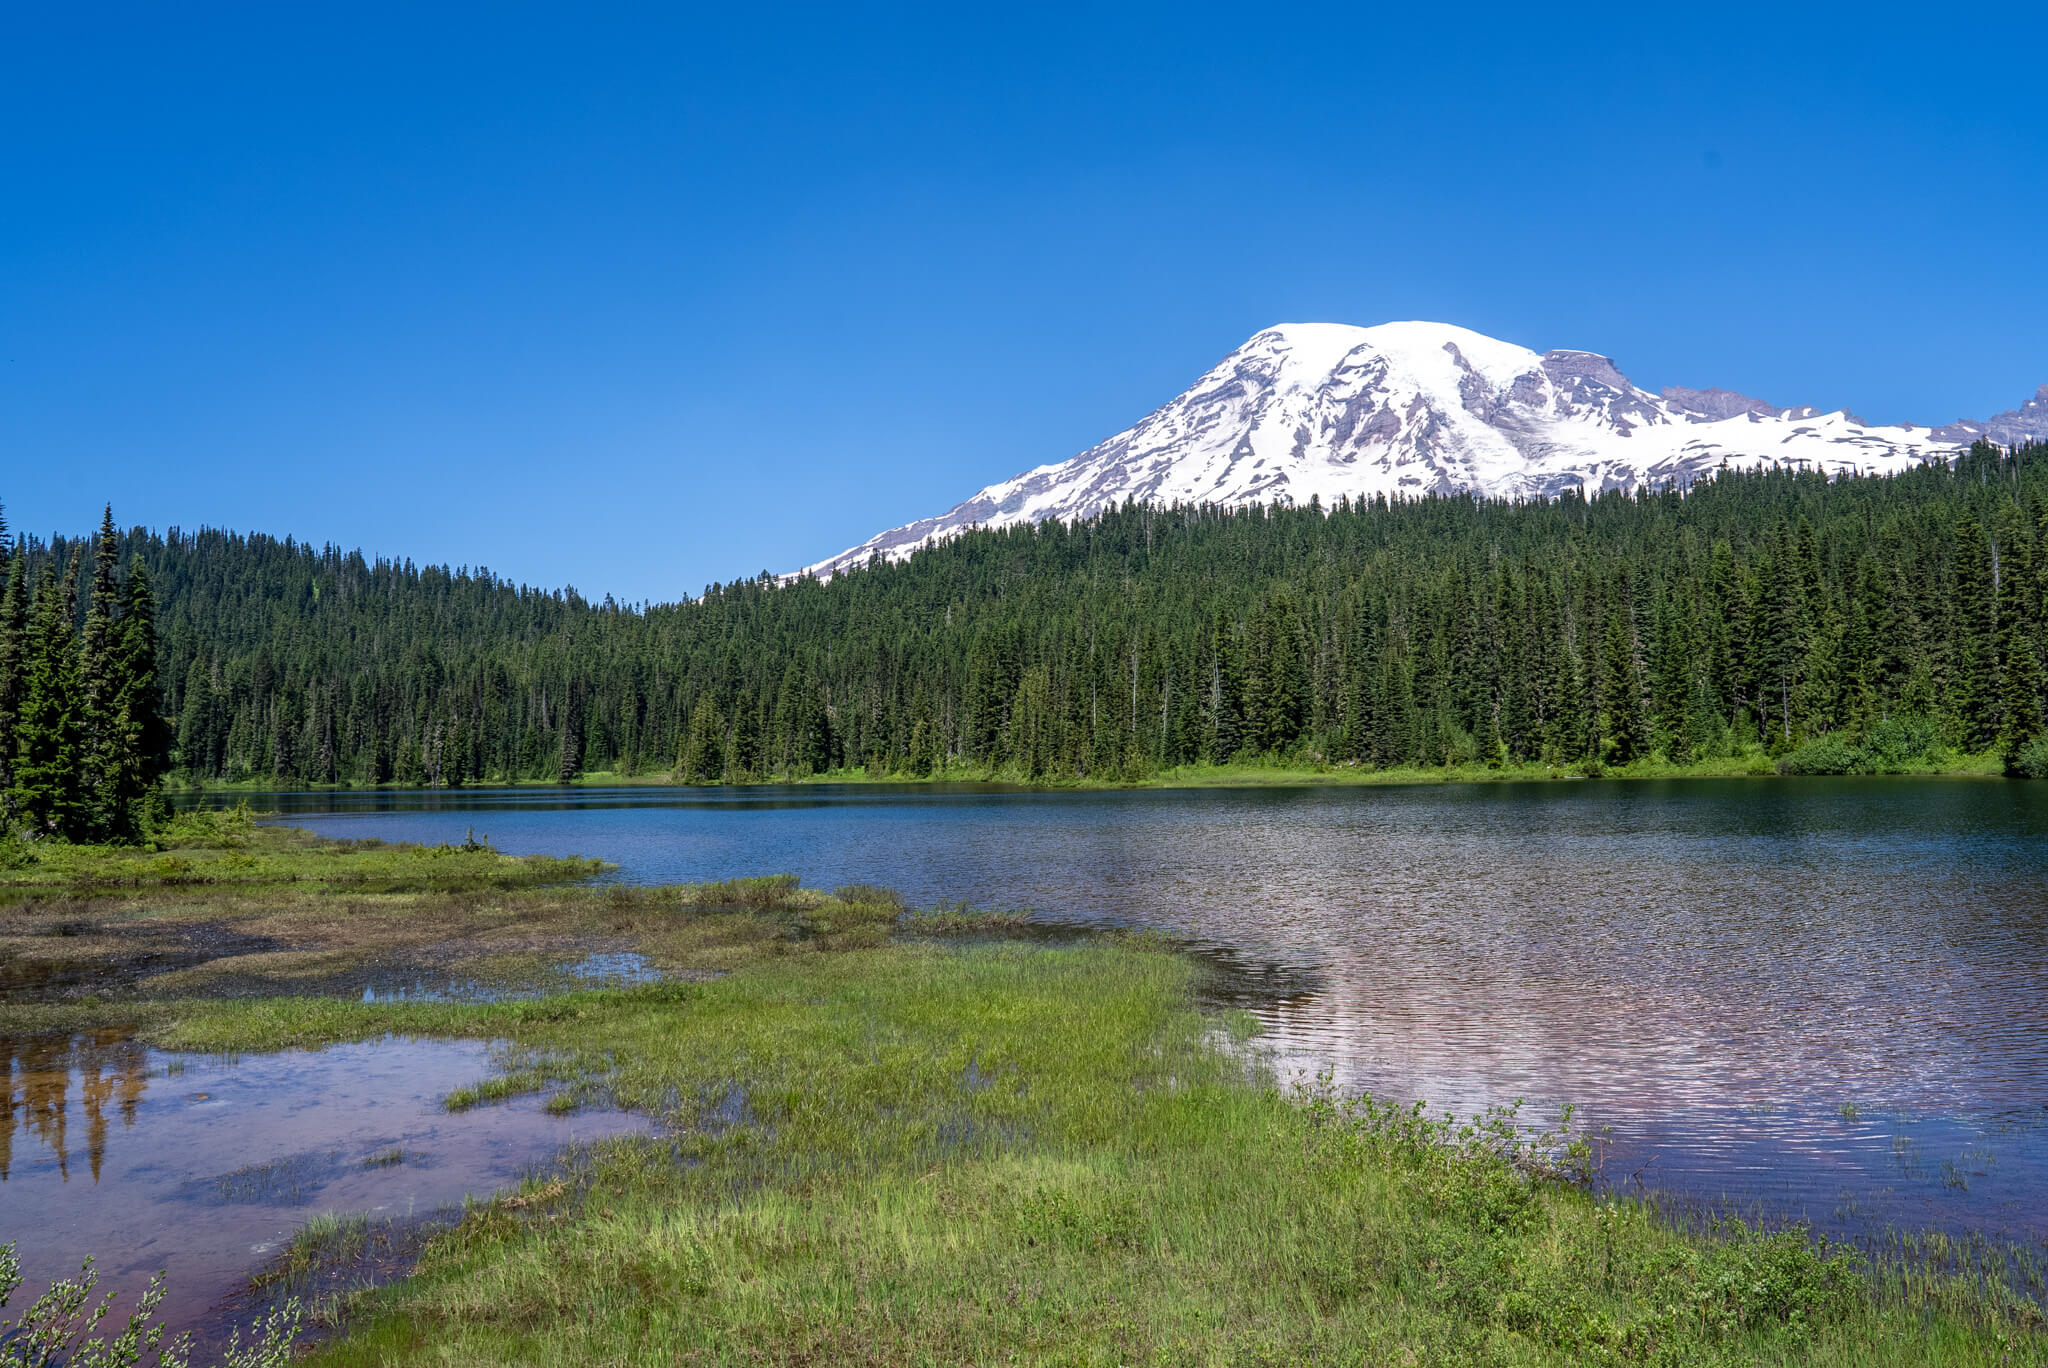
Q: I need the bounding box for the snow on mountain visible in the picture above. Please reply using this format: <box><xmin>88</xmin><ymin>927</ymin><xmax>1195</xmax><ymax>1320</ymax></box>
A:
<box><xmin>799</xmin><ymin>322</ymin><xmax>2038</xmax><ymax>579</ymax></box>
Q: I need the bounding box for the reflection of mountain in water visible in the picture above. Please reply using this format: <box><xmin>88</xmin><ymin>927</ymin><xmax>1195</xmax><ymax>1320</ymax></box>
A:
<box><xmin>1</xmin><ymin>1030</ymin><xmax>151</xmax><ymax>1183</ymax></box>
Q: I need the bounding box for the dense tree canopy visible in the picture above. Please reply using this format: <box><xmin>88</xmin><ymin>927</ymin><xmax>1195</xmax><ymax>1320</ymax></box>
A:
<box><xmin>7</xmin><ymin>440</ymin><xmax>2048</xmax><ymax>793</ymax></box>
<box><xmin>0</xmin><ymin>507</ymin><xmax>168</xmax><ymax>840</ymax></box>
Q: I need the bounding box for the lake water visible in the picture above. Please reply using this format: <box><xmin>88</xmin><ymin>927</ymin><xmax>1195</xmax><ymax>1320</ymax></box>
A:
<box><xmin>0</xmin><ymin>1031</ymin><xmax>649</xmax><ymax>1344</ymax></box>
<box><xmin>195</xmin><ymin>779</ymin><xmax>2048</xmax><ymax>1251</ymax></box>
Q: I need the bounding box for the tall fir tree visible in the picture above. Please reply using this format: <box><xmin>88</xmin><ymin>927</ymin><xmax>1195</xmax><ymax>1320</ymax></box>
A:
<box><xmin>77</xmin><ymin>507</ymin><xmax>124</xmax><ymax>838</ymax></box>
<box><xmin>0</xmin><ymin>523</ymin><xmax>26</xmax><ymax>817</ymax></box>
<box><xmin>1601</xmin><ymin>595</ymin><xmax>1650</xmax><ymax>766</ymax></box>
<box><xmin>112</xmin><ymin>557</ymin><xmax>170</xmax><ymax>834</ymax></box>
<box><xmin>13</xmin><ymin>557</ymin><xmax>84</xmax><ymax>837</ymax></box>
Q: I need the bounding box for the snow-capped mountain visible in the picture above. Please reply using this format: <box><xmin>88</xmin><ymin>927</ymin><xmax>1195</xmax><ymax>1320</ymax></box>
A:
<box><xmin>800</xmin><ymin>322</ymin><xmax>2048</xmax><ymax>579</ymax></box>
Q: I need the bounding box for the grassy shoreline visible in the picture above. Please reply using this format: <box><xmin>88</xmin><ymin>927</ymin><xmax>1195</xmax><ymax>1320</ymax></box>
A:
<box><xmin>163</xmin><ymin>747</ymin><xmax>2013</xmax><ymax>796</ymax></box>
<box><xmin>4</xmin><ymin>829</ymin><xmax>2043</xmax><ymax>1365</ymax></box>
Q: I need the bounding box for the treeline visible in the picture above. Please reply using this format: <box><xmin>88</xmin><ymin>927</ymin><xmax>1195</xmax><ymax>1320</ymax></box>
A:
<box><xmin>9</xmin><ymin>439</ymin><xmax>2048</xmax><ymax>790</ymax></box>
<box><xmin>0</xmin><ymin>508</ymin><xmax>169</xmax><ymax>841</ymax></box>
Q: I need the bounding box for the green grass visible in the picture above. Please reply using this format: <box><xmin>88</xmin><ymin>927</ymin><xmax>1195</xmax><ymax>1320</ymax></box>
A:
<box><xmin>0</xmin><ymin>805</ymin><xmax>607</xmax><ymax>897</ymax></box>
<box><xmin>787</xmin><ymin>745</ymin><xmax>2010</xmax><ymax>790</ymax></box>
<box><xmin>162</xmin><ymin>745</ymin><xmax>2014</xmax><ymax>796</ymax></box>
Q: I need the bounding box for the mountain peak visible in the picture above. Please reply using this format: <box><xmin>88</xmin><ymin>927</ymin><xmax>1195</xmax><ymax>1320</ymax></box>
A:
<box><xmin>798</xmin><ymin>322</ymin><xmax>2027</xmax><ymax>579</ymax></box>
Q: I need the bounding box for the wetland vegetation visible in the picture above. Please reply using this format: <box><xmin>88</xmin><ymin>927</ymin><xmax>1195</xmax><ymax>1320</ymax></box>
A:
<box><xmin>4</xmin><ymin>822</ymin><xmax>2044</xmax><ymax>1365</ymax></box>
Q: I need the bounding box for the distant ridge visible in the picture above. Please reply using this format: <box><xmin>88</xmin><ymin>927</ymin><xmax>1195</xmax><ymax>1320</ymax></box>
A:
<box><xmin>801</xmin><ymin>322</ymin><xmax>2048</xmax><ymax>578</ymax></box>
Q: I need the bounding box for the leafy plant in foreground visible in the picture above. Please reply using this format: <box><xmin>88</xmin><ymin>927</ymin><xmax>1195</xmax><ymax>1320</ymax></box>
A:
<box><xmin>0</xmin><ymin>1243</ymin><xmax>299</xmax><ymax>1368</ymax></box>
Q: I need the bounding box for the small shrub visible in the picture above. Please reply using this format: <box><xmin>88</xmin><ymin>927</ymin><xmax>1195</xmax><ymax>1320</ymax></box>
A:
<box><xmin>2005</xmin><ymin>734</ymin><xmax>2048</xmax><ymax>779</ymax></box>
<box><xmin>0</xmin><ymin>825</ymin><xmax>38</xmax><ymax>871</ymax></box>
<box><xmin>151</xmin><ymin>801</ymin><xmax>258</xmax><ymax>851</ymax></box>
<box><xmin>1862</xmin><ymin>714</ymin><xmax>1940</xmax><ymax>771</ymax></box>
<box><xmin>1776</xmin><ymin>733</ymin><xmax>1867</xmax><ymax>776</ymax></box>
<box><xmin>0</xmin><ymin>1239</ymin><xmax>301</xmax><ymax>1367</ymax></box>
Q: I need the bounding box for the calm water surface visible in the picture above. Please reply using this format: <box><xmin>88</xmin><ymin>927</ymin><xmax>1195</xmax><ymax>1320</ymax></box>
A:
<box><xmin>200</xmin><ymin>779</ymin><xmax>2048</xmax><ymax>1247</ymax></box>
<box><xmin>0</xmin><ymin>1032</ymin><xmax>648</xmax><ymax>1341</ymax></box>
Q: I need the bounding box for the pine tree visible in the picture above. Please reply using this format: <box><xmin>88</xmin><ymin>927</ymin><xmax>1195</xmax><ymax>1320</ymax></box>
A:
<box><xmin>1601</xmin><ymin>598</ymin><xmax>1650</xmax><ymax>766</ymax></box>
<box><xmin>0</xmin><ymin>528</ymin><xmax>27</xmax><ymax>816</ymax></box>
<box><xmin>1375</xmin><ymin>646</ymin><xmax>1416</xmax><ymax>767</ymax></box>
<box><xmin>680</xmin><ymin>697</ymin><xmax>725</xmax><ymax>783</ymax></box>
<box><xmin>108</xmin><ymin>558</ymin><xmax>169</xmax><ymax>835</ymax></box>
<box><xmin>1205</xmin><ymin>609</ymin><xmax>1243</xmax><ymax>762</ymax></box>
<box><xmin>77</xmin><ymin>508</ymin><xmax>124</xmax><ymax>838</ymax></box>
<box><xmin>1951</xmin><ymin>515</ymin><xmax>2001</xmax><ymax>749</ymax></box>
<box><xmin>556</xmin><ymin>682</ymin><xmax>584</xmax><ymax>784</ymax></box>
<box><xmin>1260</xmin><ymin>595</ymin><xmax>1309</xmax><ymax>753</ymax></box>
<box><xmin>2001</xmin><ymin>633</ymin><xmax>2044</xmax><ymax>771</ymax></box>
<box><xmin>13</xmin><ymin>557</ymin><xmax>84</xmax><ymax>837</ymax></box>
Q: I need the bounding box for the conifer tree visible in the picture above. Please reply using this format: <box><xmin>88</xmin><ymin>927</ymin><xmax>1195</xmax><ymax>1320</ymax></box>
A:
<box><xmin>2001</xmin><ymin>633</ymin><xmax>2044</xmax><ymax>771</ymax></box>
<box><xmin>681</xmin><ymin>697</ymin><xmax>725</xmax><ymax>783</ymax></box>
<box><xmin>13</xmin><ymin>558</ymin><xmax>83</xmax><ymax>836</ymax></box>
<box><xmin>1259</xmin><ymin>595</ymin><xmax>1308</xmax><ymax>753</ymax></box>
<box><xmin>77</xmin><ymin>508</ymin><xmax>124</xmax><ymax>838</ymax></box>
<box><xmin>1204</xmin><ymin>609</ymin><xmax>1242</xmax><ymax>762</ymax></box>
<box><xmin>1951</xmin><ymin>515</ymin><xmax>2001</xmax><ymax>748</ymax></box>
<box><xmin>556</xmin><ymin>682</ymin><xmax>584</xmax><ymax>784</ymax></box>
<box><xmin>107</xmin><ymin>559</ymin><xmax>169</xmax><ymax>836</ymax></box>
<box><xmin>0</xmin><ymin>525</ymin><xmax>26</xmax><ymax>815</ymax></box>
<box><xmin>1601</xmin><ymin>599</ymin><xmax>1650</xmax><ymax>766</ymax></box>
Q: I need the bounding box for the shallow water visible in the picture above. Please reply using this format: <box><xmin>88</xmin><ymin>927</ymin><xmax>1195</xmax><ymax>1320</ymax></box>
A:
<box><xmin>358</xmin><ymin>950</ymin><xmax>666</xmax><ymax>1003</ymax></box>
<box><xmin>0</xmin><ymin>1031</ymin><xmax>648</xmax><ymax>1341</ymax></box>
<box><xmin>198</xmin><ymin>778</ymin><xmax>2048</xmax><ymax>1250</ymax></box>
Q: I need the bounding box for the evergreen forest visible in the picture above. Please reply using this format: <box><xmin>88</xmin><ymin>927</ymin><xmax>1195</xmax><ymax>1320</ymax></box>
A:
<box><xmin>0</xmin><ymin>507</ymin><xmax>169</xmax><ymax>843</ymax></box>
<box><xmin>6</xmin><ymin>439</ymin><xmax>2048</xmax><ymax>802</ymax></box>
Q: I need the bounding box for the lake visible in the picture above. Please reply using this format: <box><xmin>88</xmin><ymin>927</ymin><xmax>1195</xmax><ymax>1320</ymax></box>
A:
<box><xmin>195</xmin><ymin>777</ymin><xmax>2048</xmax><ymax>1249</ymax></box>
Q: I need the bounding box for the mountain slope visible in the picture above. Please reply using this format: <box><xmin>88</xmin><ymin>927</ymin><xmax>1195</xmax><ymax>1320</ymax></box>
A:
<box><xmin>802</xmin><ymin>322</ymin><xmax>2045</xmax><ymax>578</ymax></box>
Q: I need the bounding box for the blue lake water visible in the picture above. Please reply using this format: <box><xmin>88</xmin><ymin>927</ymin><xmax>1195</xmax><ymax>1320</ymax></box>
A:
<box><xmin>0</xmin><ymin>1031</ymin><xmax>648</xmax><ymax>1342</ymax></box>
<box><xmin>201</xmin><ymin>778</ymin><xmax>2048</xmax><ymax>1251</ymax></box>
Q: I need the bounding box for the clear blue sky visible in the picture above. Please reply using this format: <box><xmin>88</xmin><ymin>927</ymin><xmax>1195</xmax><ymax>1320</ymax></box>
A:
<box><xmin>5</xmin><ymin>2</ymin><xmax>2045</xmax><ymax>601</ymax></box>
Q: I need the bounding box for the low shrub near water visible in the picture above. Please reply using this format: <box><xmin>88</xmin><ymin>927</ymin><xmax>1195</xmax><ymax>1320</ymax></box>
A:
<box><xmin>2006</xmin><ymin>735</ymin><xmax>2048</xmax><ymax>778</ymax></box>
<box><xmin>0</xmin><ymin>825</ymin><xmax>37</xmax><ymax>871</ymax></box>
<box><xmin>1777</xmin><ymin>716</ymin><xmax>1946</xmax><ymax>775</ymax></box>
<box><xmin>0</xmin><ymin>1241</ymin><xmax>301</xmax><ymax>1368</ymax></box>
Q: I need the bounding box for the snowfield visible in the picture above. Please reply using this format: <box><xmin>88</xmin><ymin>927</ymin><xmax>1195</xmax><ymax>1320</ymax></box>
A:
<box><xmin>800</xmin><ymin>322</ymin><xmax>2048</xmax><ymax>579</ymax></box>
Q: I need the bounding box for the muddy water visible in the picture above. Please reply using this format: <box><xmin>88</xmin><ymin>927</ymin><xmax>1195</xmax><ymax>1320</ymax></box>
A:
<box><xmin>0</xmin><ymin>1031</ymin><xmax>648</xmax><ymax>1341</ymax></box>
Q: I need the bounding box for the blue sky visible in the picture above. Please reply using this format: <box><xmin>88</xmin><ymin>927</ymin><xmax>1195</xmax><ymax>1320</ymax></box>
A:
<box><xmin>5</xmin><ymin>2</ymin><xmax>2045</xmax><ymax>600</ymax></box>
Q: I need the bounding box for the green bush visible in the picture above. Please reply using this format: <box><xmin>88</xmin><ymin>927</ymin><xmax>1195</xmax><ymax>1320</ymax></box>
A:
<box><xmin>0</xmin><ymin>824</ymin><xmax>38</xmax><ymax>871</ymax></box>
<box><xmin>1862</xmin><ymin>715</ymin><xmax>1940</xmax><ymax>771</ymax></box>
<box><xmin>0</xmin><ymin>1239</ymin><xmax>301</xmax><ymax>1367</ymax></box>
<box><xmin>2005</xmin><ymin>734</ymin><xmax>2048</xmax><ymax>779</ymax></box>
<box><xmin>1776</xmin><ymin>734</ymin><xmax>1867</xmax><ymax>776</ymax></box>
<box><xmin>149</xmin><ymin>801</ymin><xmax>258</xmax><ymax>851</ymax></box>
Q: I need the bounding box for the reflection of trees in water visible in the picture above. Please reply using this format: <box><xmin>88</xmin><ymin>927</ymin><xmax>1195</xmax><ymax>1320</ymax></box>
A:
<box><xmin>0</xmin><ymin>1030</ymin><xmax>149</xmax><ymax>1183</ymax></box>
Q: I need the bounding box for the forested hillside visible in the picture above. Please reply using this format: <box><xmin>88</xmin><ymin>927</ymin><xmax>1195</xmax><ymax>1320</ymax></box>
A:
<box><xmin>9</xmin><ymin>440</ymin><xmax>2048</xmax><ymax>789</ymax></box>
